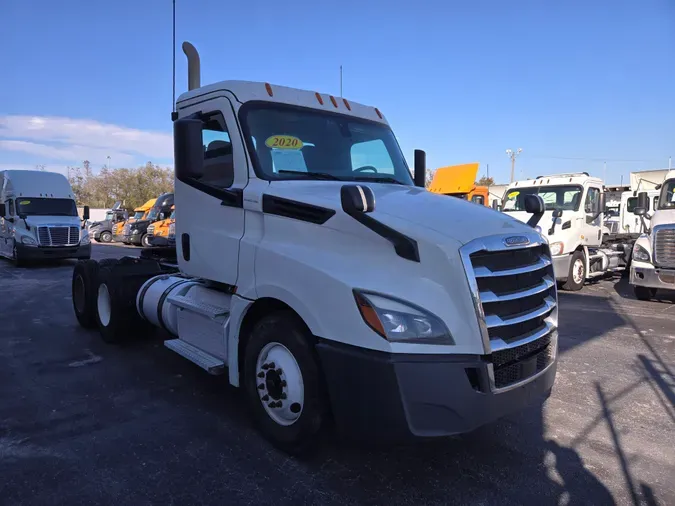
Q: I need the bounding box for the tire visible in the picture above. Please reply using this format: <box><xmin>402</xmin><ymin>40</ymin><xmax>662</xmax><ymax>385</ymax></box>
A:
<box><xmin>72</xmin><ymin>259</ymin><xmax>100</xmax><ymax>328</ymax></box>
<box><xmin>95</xmin><ymin>262</ymin><xmax>152</xmax><ymax>343</ymax></box>
<box><xmin>243</xmin><ymin>310</ymin><xmax>327</xmax><ymax>455</ymax></box>
<box><xmin>562</xmin><ymin>250</ymin><xmax>586</xmax><ymax>291</ymax></box>
<box><xmin>99</xmin><ymin>231</ymin><xmax>112</xmax><ymax>243</ymax></box>
<box><xmin>12</xmin><ymin>245</ymin><xmax>26</xmax><ymax>268</ymax></box>
<box><xmin>633</xmin><ymin>286</ymin><xmax>656</xmax><ymax>301</ymax></box>
<box><xmin>141</xmin><ymin>234</ymin><xmax>151</xmax><ymax>248</ymax></box>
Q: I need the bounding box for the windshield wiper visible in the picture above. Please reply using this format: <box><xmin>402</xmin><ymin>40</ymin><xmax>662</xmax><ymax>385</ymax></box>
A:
<box><xmin>353</xmin><ymin>176</ymin><xmax>405</xmax><ymax>185</ymax></box>
<box><xmin>278</xmin><ymin>170</ymin><xmax>342</xmax><ymax>181</ymax></box>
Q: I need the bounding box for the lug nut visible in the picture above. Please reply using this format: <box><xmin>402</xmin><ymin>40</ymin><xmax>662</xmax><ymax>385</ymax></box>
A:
<box><xmin>257</xmin><ymin>372</ymin><xmax>265</xmax><ymax>378</ymax></box>
<box><xmin>268</xmin><ymin>362</ymin><xmax>275</xmax><ymax>369</ymax></box>
<box><xmin>276</xmin><ymin>368</ymin><xmax>283</xmax><ymax>375</ymax></box>
<box><xmin>281</xmin><ymin>393</ymin><xmax>287</xmax><ymax>400</ymax></box>
<box><xmin>280</xmin><ymin>380</ymin><xmax>287</xmax><ymax>387</ymax></box>
<box><xmin>275</xmin><ymin>401</ymin><xmax>283</xmax><ymax>408</ymax></box>
<box><xmin>262</xmin><ymin>395</ymin><xmax>269</xmax><ymax>401</ymax></box>
<box><xmin>262</xmin><ymin>363</ymin><xmax>270</xmax><ymax>370</ymax></box>
<box><xmin>258</xmin><ymin>383</ymin><xmax>265</xmax><ymax>390</ymax></box>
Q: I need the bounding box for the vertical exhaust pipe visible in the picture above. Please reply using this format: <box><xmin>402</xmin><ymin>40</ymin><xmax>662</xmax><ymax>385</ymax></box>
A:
<box><xmin>414</xmin><ymin>149</ymin><xmax>426</xmax><ymax>188</ymax></box>
<box><xmin>182</xmin><ymin>41</ymin><xmax>201</xmax><ymax>91</ymax></box>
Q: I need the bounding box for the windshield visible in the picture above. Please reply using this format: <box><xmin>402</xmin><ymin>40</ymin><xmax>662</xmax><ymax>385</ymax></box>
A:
<box><xmin>133</xmin><ymin>211</ymin><xmax>144</xmax><ymax>219</ymax></box>
<box><xmin>105</xmin><ymin>211</ymin><xmax>115</xmax><ymax>221</ymax></box>
<box><xmin>657</xmin><ymin>179</ymin><xmax>675</xmax><ymax>210</ymax></box>
<box><xmin>16</xmin><ymin>197</ymin><xmax>77</xmax><ymax>217</ymax></box>
<box><xmin>147</xmin><ymin>208</ymin><xmax>159</xmax><ymax>221</ymax></box>
<box><xmin>502</xmin><ymin>185</ymin><xmax>583</xmax><ymax>212</ymax></box>
<box><xmin>170</xmin><ymin>210</ymin><xmax>175</xmax><ymax>219</ymax></box>
<box><xmin>240</xmin><ymin>103</ymin><xmax>413</xmax><ymax>185</ymax></box>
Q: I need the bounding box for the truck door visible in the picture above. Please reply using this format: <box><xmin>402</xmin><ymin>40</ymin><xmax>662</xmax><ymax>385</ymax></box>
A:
<box><xmin>0</xmin><ymin>201</ymin><xmax>7</xmax><ymax>257</ymax></box>
<box><xmin>583</xmin><ymin>186</ymin><xmax>603</xmax><ymax>245</ymax></box>
<box><xmin>175</xmin><ymin>96</ymin><xmax>247</xmax><ymax>285</ymax></box>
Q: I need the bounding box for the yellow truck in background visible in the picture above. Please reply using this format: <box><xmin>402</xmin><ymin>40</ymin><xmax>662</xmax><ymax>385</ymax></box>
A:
<box><xmin>428</xmin><ymin>163</ymin><xmax>490</xmax><ymax>206</ymax></box>
<box><xmin>112</xmin><ymin>198</ymin><xmax>156</xmax><ymax>242</ymax></box>
<box><xmin>147</xmin><ymin>205</ymin><xmax>175</xmax><ymax>247</ymax></box>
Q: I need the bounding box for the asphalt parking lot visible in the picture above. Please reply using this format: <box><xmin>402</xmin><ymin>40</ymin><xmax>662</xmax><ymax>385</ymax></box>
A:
<box><xmin>1</xmin><ymin>244</ymin><xmax>673</xmax><ymax>506</ymax></box>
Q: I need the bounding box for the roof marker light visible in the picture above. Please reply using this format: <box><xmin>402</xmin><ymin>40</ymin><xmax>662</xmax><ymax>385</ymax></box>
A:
<box><xmin>342</xmin><ymin>98</ymin><xmax>351</xmax><ymax>111</ymax></box>
<box><xmin>374</xmin><ymin>108</ymin><xmax>383</xmax><ymax>119</ymax></box>
<box><xmin>329</xmin><ymin>95</ymin><xmax>338</xmax><ymax>108</ymax></box>
<box><xmin>265</xmin><ymin>83</ymin><xmax>273</xmax><ymax>97</ymax></box>
<box><xmin>315</xmin><ymin>92</ymin><xmax>324</xmax><ymax>105</ymax></box>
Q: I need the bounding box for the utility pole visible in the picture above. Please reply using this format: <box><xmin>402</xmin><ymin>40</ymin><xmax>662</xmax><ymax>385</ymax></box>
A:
<box><xmin>506</xmin><ymin>148</ymin><xmax>522</xmax><ymax>183</ymax></box>
<box><xmin>340</xmin><ymin>65</ymin><xmax>343</xmax><ymax>97</ymax></box>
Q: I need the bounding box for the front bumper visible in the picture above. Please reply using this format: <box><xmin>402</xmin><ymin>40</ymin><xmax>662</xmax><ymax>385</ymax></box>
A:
<box><xmin>316</xmin><ymin>340</ymin><xmax>557</xmax><ymax>443</ymax></box>
<box><xmin>631</xmin><ymin>263</ymin><xmax>675</xmax><ymax>291</ymax></box>
<box><xmin>16</xmin><ymin>243</ymin><xmax>91</xmax><ymax>260</ymax></box>
<box><xmin>552</xmin><ymin>253</ymin><xmax>572</xmax><ymax>281</ymax></box>
<box><xmin>122</xmin><ymin>233</ymin><xmax>142</xmax><ymax>245</ymax></box>
<box><xmin>148</xmin><ymin>235</ymin><xmax>171</xmax><ymax>247</ymax></box>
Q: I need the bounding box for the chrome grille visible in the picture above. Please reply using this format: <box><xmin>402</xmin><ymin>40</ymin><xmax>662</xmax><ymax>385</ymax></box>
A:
<box><xmin>147</xmin><ymin>224</ymin><xmax>155</xmax><ymax>236</ymax></box>
<box><xmin>168</xmin><ymin>222</ymin><xmax>175</xmax><ymax>239</ymax></box>
<box><xmin>653</xmin><ymin>226</ymin><xmax>675</xmax><ymax>268</ymax></box>
<box><xmin>123</xmin><ymin>224</ymin><xmax>131</xmax><ymax>235</ymax></box>
<box><xmin>461</xmin><ymin>233</ymin><xmax>558</xmax><ymax>391</ymax></box>
<box><xmin>37</xmin><ymin>226</ymin><xmax>80</xmax><ymax>246</ymax></box>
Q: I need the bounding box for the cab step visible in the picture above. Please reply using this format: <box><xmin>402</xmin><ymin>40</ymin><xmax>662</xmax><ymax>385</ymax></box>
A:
<box><xmin>164</xmin><ymin>339</ymin><xmax>225</xmax><ymax>375</ymax></box>
<box><xmin>166</xmin><ymin>294</ymin><xmax>229</xmax><ymax>320</ymax></box>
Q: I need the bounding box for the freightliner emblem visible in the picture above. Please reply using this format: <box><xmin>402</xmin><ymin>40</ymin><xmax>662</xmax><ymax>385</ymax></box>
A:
<box><xmin>504</xmin><ymin>235</ymin><xmax>530</xmax><ymax>247</ymax></box>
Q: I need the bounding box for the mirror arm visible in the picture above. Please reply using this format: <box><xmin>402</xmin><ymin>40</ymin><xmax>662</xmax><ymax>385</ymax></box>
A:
<box><xmin>527</xmin><ymin>211</ymin><xmax>544</xmax><ymax>228</ymax></box>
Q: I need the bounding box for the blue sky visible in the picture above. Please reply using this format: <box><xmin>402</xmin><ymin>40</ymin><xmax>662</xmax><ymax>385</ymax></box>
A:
<box><xmin>1</xmin><ymin>0</ymin><xmax>673</xmax><ymax>185</ymax></box>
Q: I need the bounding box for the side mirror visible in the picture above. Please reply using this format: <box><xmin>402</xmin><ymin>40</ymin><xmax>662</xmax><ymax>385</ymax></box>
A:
<box><xmin>7</xmin><ymin>217</ymin><xmax>14</xmax><ymax>223</ymax></box>
<box><xmin>18</xmin><ymin>213</ymin><xmax>27</xmax><ymax>220</ymax></box>
<box><xmin>174</xmin><ymin>116</ymin><xmax>204</xmax><ymax>181</ymax></box>
<box><xmin>591</xmin><ymin>192</ymin><xmax>605</xmax><ymax>220</ymax></box>
<box><xmin>633</xmin><ymin>191</ymin><xmax>648</xmax><ymax>216</ymax></box>
<box><xmin>524</xmin><ymin>195</ymin><xmax>545</xmax><ymax>228</ymax></box>
<box><xmin>552</xmin><ymin>208</ymin><xmax>563</xmax><ymax>219</ymax></box>
<box><xmin>341</xmin><ymin>184</ymin><xmax>375</xmax><ymax>214</ymax></box>
<box><xmin>83</xmin><ymin>205</ymin><xmax>90</xmax><ymax>221</ymax></box>
<box><xmin>413</xmin><ymin>149</ymin><xmax>426</xmax><ymax>188</ymax></box>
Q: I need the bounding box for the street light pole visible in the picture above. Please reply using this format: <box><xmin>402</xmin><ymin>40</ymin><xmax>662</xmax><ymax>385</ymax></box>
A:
<box><xmin>506</xmin><ymin>148</ymin><xmax>523</xmax><ymax>183</ymax></box>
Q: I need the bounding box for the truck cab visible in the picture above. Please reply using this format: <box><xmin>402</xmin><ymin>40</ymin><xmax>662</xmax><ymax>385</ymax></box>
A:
<box><xmin>620</xmin><ymin>189</ymin><xmax>660</xmax><ymax>234</ymax></box>
<box><xmin>147</xmin><ymin>205</ymin><xmax>175</xmax><ymax>247</ymax></box>
<box><xmin>123</xmin><ymin>193</ymin><xmax>174</xmax><ymax>247</ymax></box>
<box><xmin>73</xmin><ymin>42</ymin><xmax>559</xmax><ymax>453</ymax></box>
<box><xmin>502</xmin><ymin>173</ymin><xmax>617</xmax><ymax>290</ymax></box>
<box><xmin>630</xmin><ymin>171</ymin><xmax>675</xmax><ymax>300</ymax></box>
<box><xmin>0</xmin><ymin>169</ymin><xmax>91</xmax><ymax>265</ymax></box>
<box><xmin>89</xmin><ymin>201</ymin><xmax>128</xmax><ymax>243</ymax></box>
<box><xmin>114</xmin><ymin>198</ymin><xmax>156</xmax><ymax>243</ymax></box>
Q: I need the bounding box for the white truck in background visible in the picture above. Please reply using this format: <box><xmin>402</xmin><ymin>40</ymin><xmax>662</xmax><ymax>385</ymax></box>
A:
<box><xmin>502</xmin><ymin>173</ymin><xmax>637</xmax><ymax>291</ymax></box>
<box><xmin>0</xmin><ymin>169</ymin><xmax>91</xmax><ymax>266</ymax></box>
<box><xmin>69</xmin><ymin>41</ymin><xmax>559</xmax><ymax>454</ymax></box>
<box><xmin>630</xmin><ymin>171</ymin><xmax>675</xmax><ymax>300</ymax></box>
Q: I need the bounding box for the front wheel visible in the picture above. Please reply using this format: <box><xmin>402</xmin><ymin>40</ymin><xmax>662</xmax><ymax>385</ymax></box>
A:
<box><xmin>141</xmin><ymin>234</ymin><xmax>151</xmax><ymax>248</ymax></box>
<box><xmin>243</xmin><ymin>311</ymin><xmax>327</xmax><ymax>455</ymax></box>
<box><xmin>633</xmin><ymin>286</ymin><xmax>656</xmax><ymax>301</ymax></box>
<box><xmin>12</xmin><ymin>245</ymin><xmax>26</xmax><ymax>268</ymax></box>
<box><xmin>99</xmin><ymin>231</ymin><xmax>112</xmax><ymax>243</ymax></box>
<box><xmin>562</xmin><ymin>250</ymin><xmax>586</xmax><ymax>291</ymax></box>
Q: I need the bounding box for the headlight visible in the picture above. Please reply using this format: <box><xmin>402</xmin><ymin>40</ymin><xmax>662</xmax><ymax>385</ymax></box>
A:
<box><xmin>633</xmin><ymin>243</ymin><xmax>650</xmax><ymax>263</ymax></box>
<box><xmin>132</xmin><ymin>229</ymin><xmax>140</xmax><ymax>235</ymax></box>
<box><xmin>354</xmin><ymin>291</ymin><xmax>454</xmax><ymax>344</ymax></box>
<box><xmin>81</xmin><ymin>232</ymin><xmax>91</xmax><ymax>245</ymax></box>
<box><xmin>21</xmin><ymin>236</ymin><xmax>37</xmax><ymax>246</ymax></box>
<box><xmin>549</xmin><ymin>241</ymin><xmax>564</xmax><ymax>256</ymax></box>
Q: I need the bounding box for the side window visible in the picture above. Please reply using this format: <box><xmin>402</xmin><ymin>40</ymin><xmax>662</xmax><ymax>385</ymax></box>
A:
<box><xmin>653</xmin><ymin>196</ymin><xmax>659</xmax><ymax>209</ymax></box>
<box><xmin>626</xmin><ymin>197</ymin><xmax>637</xmax><ymax>213</ymax></box>
<box><xmin>471</xmin><ymin>195</ymin><xmax>485</xmax><ymax>205</ymax></box>
<box><xmin>350</xmin><ymin>139</ymin><xmax>394</xmax><ymax>175</ymax></box>
<box><xmin>200</xmin><ymin>113</ymin><xmax>234</xmax><ymax>189</ymax></box>
<box><xmin>584</xmin><ymin>188</ymin><xmax>600</xmax><ymax>214</ymax></box>
<box><xmin>8</xmin><ymin>199</ymin><xmax>15</xmax><ymax>217</ymax></box>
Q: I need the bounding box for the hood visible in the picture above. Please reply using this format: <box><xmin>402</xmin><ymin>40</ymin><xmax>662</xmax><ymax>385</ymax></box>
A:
<box><xmin>24</xmin><ymin>215</ymin><xmax>81</xmax><ymax>228</ymax></box>
<box><xmin>265</xmin><ymin>181</ymin><xmax>535</xmax><ymax>245</ymax></box>
<box><xmin>131</xmin><ymin>219</ymin><xmax>151</xmax><ymax>228</ymax></box>
<box><xmin>651</xmin><ymin>209</ymin><xmax>675</xmax><ymax>229</ymax></box>
<box><xmin>428</xmin><ymin>163</ymin><xmax>480</xmax><ymax>195</ymax></box>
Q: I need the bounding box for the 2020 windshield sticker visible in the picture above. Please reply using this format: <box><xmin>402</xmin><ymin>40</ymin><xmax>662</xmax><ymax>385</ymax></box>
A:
<box><xmin>19</xmin><ymin>200</ymin><xmax>31</xmax><ymax>205</ymax></box>
<box><xmin>265</xmin><ymin>135</ymin><xmax>304</xmax><ymax>150</ymax></box>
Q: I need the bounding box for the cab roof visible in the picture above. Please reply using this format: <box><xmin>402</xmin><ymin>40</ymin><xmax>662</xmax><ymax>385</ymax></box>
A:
<box><xmin>134</xmin><ymin>198</ymin><xmax>156</xmax><ymax>212</ymax></box>
<box><xmin>507</xmin><ymin>173</ymin><xmax>603</xmax><ymax>189</ymax></box>
<box><xmin>177</xmin><ymin>80</ymin><xmax>388</xmax><ymax>126</ymax></box>
<box><xmin>0</xmin><ymin>169</ymin><xmax>73</xmax><ymax>199</ymax></box>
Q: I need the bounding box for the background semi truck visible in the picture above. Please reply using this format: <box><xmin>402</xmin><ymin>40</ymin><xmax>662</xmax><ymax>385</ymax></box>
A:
<box><xmin>70</xmin><ymin>41</ymin><xmax>558</xmax><ymax>454</ymax></box>
<box><xmin>502</xmin><ymin>173</ymin><xmax>638</xmax><ymax>291</ymax></box>
<box><xmin>122</xmin><ymin>193</ymin><xmax>174</xmax><ymax>247</ymax></box>
<box><xmin>113</xmin><ymin>198</ymin><xmax>156</xmax><ymax>242</ymax></box>
<box><xmin>630</xmin><ymin>170</ymin><xmax>675</xmax><ymax>300</ymax></box>
<box><xmin>428</xmin><ymin>163</ymin><xmax>490</xmax><ymax>206</ymax></box>
<box><xmin>147</xmin><ymin>205</ymin><xmax>175</xmax><ymax>247</ymax></box>
<box><xmin>0</xmin><ymin>169</ymin><xmax>91</xmax><ymax>265</ymax></box>
<box><xmin>89</xmin><ymin>201</ymin><xmax>128</xmax><ymax>243</ymax></box>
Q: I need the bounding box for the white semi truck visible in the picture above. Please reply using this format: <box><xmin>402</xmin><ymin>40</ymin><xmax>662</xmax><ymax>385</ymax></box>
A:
<box><xmin>630</xmin><ymin>171</ymin><xmax>675</xmax><ymax>300</ymax></box>
<box><xmin>70</xmin><ymin>42</ymin><xmax>559</xmax><ymax>453</ymax></box>
<box><xmin>502</xmin><ymin>173</ymin><xmax>639</xmax><ymax>291</ymax></box>
<box><xmin>0</xmin><ymin>169</ymin><xmax>91</xmax><ymax>266</ymax></box>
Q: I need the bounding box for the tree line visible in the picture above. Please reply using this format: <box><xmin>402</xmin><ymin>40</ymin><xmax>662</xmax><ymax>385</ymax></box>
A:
<box><xmin>68</xmin><ymin>161</ymin><xmax>174</xmax><ymax>210</ymax></box>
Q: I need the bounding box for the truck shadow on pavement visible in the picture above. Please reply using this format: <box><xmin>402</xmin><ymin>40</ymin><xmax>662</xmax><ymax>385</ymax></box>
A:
<box><xmin>0</xmin><ymin>262</ymin><xmax>671</xmax><ymax>506</ymax></box>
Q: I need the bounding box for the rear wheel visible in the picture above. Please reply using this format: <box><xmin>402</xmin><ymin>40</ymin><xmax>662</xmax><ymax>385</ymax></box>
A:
<box><xmin>562</xmin><ymin>250</ymin><xmax>585</xmax><ymax>291</ymax></box>
<box><xmin>72</xmin><ymin>259</ymin><xmax>100</xmax><ymax>328</ymax></box>
<box><xmin>633</xmin><ymin>286</ymin><xmax>656</xmax><ymax>301</ymax></box>
<box><xmin>243</xmin><ymin>311</ymin><xmax>327</xmax><ymax>455</ymax></box>
<box><xmin>99</xmin><ymin>231</ymin><xmax>112</xmax><ymax>243</ymax></box>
